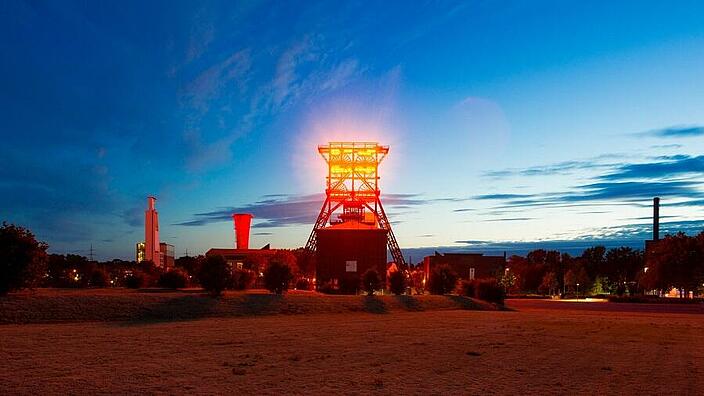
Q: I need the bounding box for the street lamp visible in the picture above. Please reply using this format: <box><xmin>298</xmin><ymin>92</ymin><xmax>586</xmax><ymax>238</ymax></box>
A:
<box><xmin>576</xmin><ymin>283</ymin><xmax>580</xmax><ymax>299</ymax></box>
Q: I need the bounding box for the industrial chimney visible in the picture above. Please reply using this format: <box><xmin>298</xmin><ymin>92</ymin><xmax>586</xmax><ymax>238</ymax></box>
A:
<box><xmin>233</xmin><ymin>214</ymin><xmax>254</xmax><ymax>250</ymax></box>
<box><xmin>653</xmin><ymin>197</ymin><xmax>660</xmax><ymax>241</ymax></box>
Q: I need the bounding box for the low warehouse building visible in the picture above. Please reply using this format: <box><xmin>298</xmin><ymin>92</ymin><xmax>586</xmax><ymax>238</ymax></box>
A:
<box><xmin>424</xmin><ymin>251</ymin><xmax>506</xmax><ymax>282</ymax></box>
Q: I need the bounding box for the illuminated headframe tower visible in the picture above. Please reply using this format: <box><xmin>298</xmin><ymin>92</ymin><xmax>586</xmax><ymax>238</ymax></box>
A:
<box><xmin>306</xmin><ymin>142</ymin><xmax>406</xmax><ymax>268</ymax></box>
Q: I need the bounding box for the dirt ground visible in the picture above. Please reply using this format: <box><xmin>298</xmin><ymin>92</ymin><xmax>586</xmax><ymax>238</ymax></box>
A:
<box><xmin>1</xmin><ymin>299</ymin><xmax>702</xmax><ymax>395</ymax></box>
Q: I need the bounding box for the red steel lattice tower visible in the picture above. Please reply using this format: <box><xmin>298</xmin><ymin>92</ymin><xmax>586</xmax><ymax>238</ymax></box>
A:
<box><xmin>305</xmin><ymin>142</ymin><xmax>406</xmax><ymax>267</ymax></box>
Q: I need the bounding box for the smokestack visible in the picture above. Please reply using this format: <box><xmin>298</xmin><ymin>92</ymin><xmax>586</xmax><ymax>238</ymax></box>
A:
<box><xmin>653</xmin><ymin>197</ymin><xmax>660</xmax><ymax>241</ymax></box>
<box><xmin>233</xmin><ymin>214</ymin><xmax>254</xmax><ymax>250</ymax></box>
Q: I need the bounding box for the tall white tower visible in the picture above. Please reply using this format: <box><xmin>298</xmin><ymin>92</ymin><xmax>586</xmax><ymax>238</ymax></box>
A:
<box><xmin>145</xmin><ymin>196</ymin><xmax>160</xmax><ymax>265</ymax></box>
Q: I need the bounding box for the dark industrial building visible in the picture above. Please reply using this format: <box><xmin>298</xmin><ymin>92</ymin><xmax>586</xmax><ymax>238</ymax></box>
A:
<box><xmin>205</xmin><ymin>246</ymin><xmax>278</xmax><ymax>272</ymax></box>
<box><xmin>423</xmin><ymin>251</ymin><xmax>506</xmax><ymax>282</ymax></box>
<box><xmin>315</xmin><ymin>217</ymin><xmax>388</xmax><ymax>288</ymax></box>
<box><xmin>644</xmin><ymin>197</ymin><xmax>661</xmax><ymax>262</ymax></box>
<box><xmin>206</xmin><ymin>213</ymin><xmax>279</xmax><ymax>274</ymax></box>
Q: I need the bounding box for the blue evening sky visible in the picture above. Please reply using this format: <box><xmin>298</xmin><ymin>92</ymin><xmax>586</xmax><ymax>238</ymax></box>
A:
<box><xmin>2</xmin><ymin>1</ymin><xmax>704</xmax><ymax>260</ymax></box>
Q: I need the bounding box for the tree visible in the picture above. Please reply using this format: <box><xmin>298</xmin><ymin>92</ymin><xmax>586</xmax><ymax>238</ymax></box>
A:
<box><xmin>271</xmin><ymin>250</ymin><xmax>298</xmax><ymax>274</ymax></box>
<box><xmin>232</xmin><ymin>269</ymin><xmax>256</xmax><ymax>290</ymax></box>
<box><xmin>581</xmin><ymin>246</ymin><xmax>606</xmax><ymax>281</ymax></box>
<box><xmin>539</xmin><ymin>272</ymin><xmax>559</xmax><ymax>295</ymax></box>
<box><xmin>263</xmin><ymin>260</ymin><xmax>294</xmax><ymax>295</ymax></box>
<box><xmin>138</xmin><ymin>260</ymin><xmax>161</xmax><ymax>287</ymax></box>
<box><xmin>388</xmin><ymin>270</ymin><xmax>406</xmax><ymax>295</ymax></box>
<box><xmin>47</xmin><ymin>254</ymin><xmax>72</xmax><ymax>287</ymax></box>
<box><xmin>499</xmin><ymin>268</ymin><xmax>517</xmax><ymax>293</ymax></box>
<box><xmin>508</xmin><ymin>253</ymin><xmax>549</xmax><ymax>293</ymax></box>
<box><xmin>564</xmin><ymin>269</ymin><xmax>576</xmax><ymax>293</ymax></box>
<box><xmin>428</xmin><ymin>264</ymin><xmax>458</xmax><ymax>295</ymax></box>
<box><xmin>643</xmin><ymin>232</ymin><xmax>704</xmax><ymax>297</ymax></box>
<box><xmin>175</xmin><ymin>255</ymin><xmax>202</xmax><ymax>279</ymax></box>
<box><xmin>362</xmin><ymin>269</ymin><xmax>381</xmax><ymax>296</ymax></box>
<box><xmin>158</xmin><ymin>269</ymin><xmax>188</xmax><ymax>289</ymax></box>
<box><xmin>89</xmin><ymin>268</ymin><xmax>110</xmax><ymax>288</ymax></box>
<box><xmin>198</xmin><ymin>255</ymin><xmax>232</xmax><ymax>297</ymax></box>
<box><xmin>0</xmin><ymin>222</ymin><xmax>48</xmax><ymax>295</ymax></box>
<box><xmin>124</xmin><ymin>271</ymin><xmax>145</xmax><ymax>289</ymax></box>
<box><xmin>243</xmin><ymin>254</ymin><xmax>268</xmax><ymax>274</ymax></box>
<box><xmin>292</xmin><ymin>248</ymin><xmax>316</xmax><ymax>277</ymax></box>
<box><xmin>605</xmin><ymin>247</ymin><xmax>644</xmax><ymax>294</ymax></box>
<box><xmin>409</xmin><ymin>268</ymin><xmax>426</xmax><ymax>294</ymax></box>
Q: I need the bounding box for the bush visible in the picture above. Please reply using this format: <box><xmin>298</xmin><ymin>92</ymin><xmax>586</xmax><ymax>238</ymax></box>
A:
<box><xmin>263</xmin><ymin>261</ymin><xmax>293</xmax><ymax>294</ymax></box>
<box><xmin>158</xmin><ymin>269</ymin><xmax>188</xmax><ymax>289</ymax></box>
<box><xmin>388</xmin><ymin>270</ymin><xmax>406</xmax><ymax>295</ymax></box>
<box><xmin>362</xmin><ymin>269</ymin><xmax>381</xmax><ymax>296</ymax></box>
<box><xmin>89</xmin><ymin>268</ymin><xmax>110</xmax><ymax>288</ymax></box>
<box><xmin>198</xmin><ymin>255</ymin><xmax>232</xmax><ymax>297</ymax></box>
<box><xmin>475</xmin><ymin>279</ymin><xmax>505</xmax><ymax>305</ymax></box>
<box><xmin>458</xmin><ymin>279</ymin><xmax>505</xmax><ymax>305</ymax></box>
<box><xmin>124</xmin><ymin>271</ymin><xmax>145</xmax><ymax>289</ymax></box>
<box><xmin>295</xmin><ymin>278</ymin><xmax>311</xmax><ymax>291</ymax></box>
<box><xmin>608</xmin><ymin>295</ymin><xmax>704</xmax><ymax>304</ymax></box>
<box><xmin>232</xmin><ymin>268</ymin><xmax>256</xmax><ymax>290</ymax></box>
<box><xmin>0</xmin><ymin>222</ymin><xmax>48</xmax><ymax>295</ymax></box>
<box><xmin>339</xmin><ymin>275</ymin><xmax>361</xmax><ymax>294</ymax></box>
<box><xmin>318</xmin><ymin>281</ymin><xmax>337</xmax><ymax>294</ymax></box>
<box><xmin>459</xmin><ymin>280</ymin><xmax>475</xmax><ymax>297</ymax></box>
<box><xmin>428</xmin><ymin>264</ymin><xmax>458</xmax><ymax>295</ymax></box>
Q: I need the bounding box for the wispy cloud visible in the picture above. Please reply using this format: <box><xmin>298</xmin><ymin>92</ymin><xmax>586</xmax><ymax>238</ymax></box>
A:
<box><xmin>491</xmin><ymin>180</ymin><xmax>703</xmax><ymax>210</ymax></box>
<box><xmin>650</xmin><ymin>144</ymin><xmax>683</xmax><ymax>150</ymax></box>
<box><xmin>642</xmin><ymin>125</ymin><xmax>704</xmax><ymax>138</ymax></box>
<box><xmin>185</xmin><ymin>9</ymin><xmax>215</xmax><ymax>63</ymax></box>
<box><xmin>174</xmin><ymin>193</ymin><xmax>436</xmax><ymax>228</ymax></box>
<box><xmin>181</xmin><ymin>50</ymin><xmax>251</xmax><ymax>112</ymax></box>
<box><xmin>598</xmin><ymin>155</ymin><xmax>704</xmax><ymax>181</ymax></box>
<box><xmin>480</xmin><ymin>153</ymin><xmax>704</xmax><ymax>214</ymax></box>
<box><xmin>483</xmin><ymin>217</ymin><xmax>534</xmax><ymax>222</ymax></box>
<box><xmin>473</xmin><ymin>193</ymin><xmax>535</xmax><ymax>200</ymax></box>
<box><xmin>483</xmin><ymin>157</ymin><xmax>621</xmax><ymax>178</ymax></box>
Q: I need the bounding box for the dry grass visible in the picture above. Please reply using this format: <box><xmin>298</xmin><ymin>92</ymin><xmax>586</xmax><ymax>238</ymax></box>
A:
<box><xmin>0</xmin><ymin>288</ymin><xmax>496</xmax><ymax>324</ymax></box>
<box><xmin>1</xmin><ymin>296</ymin><xmax>703</xmax><ymax>394</ymax></box>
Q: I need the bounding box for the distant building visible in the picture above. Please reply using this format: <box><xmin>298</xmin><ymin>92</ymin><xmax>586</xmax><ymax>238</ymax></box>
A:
<box><xmin>139</xmin><ymin>241</ymin><xmax>174</xmax><ymax>269</ymax></box>
<box><xmin>135</xmin><ymin>242</ymin><xmax>145</xmax><ymax>263</ymax></box>
<box><xmin>423</xmin><ymin>251</ymin><xmax>506</xmax><ymax>282</ymax></box>
<box><xmin>160</xmin><ymin>242</ymin><xmax>175</xmax><ymax>270</ymax></box>
<box><xmin>205</xmin><ymin>246</ymin><xmax>278</xmax><ymax>274</ymax></box>
<box><xmin>136</xmin><ymin>196</ymin><xmax>175</xmax><ymax>270</ymax></box>
<box><xmin>145</xmin><ymin>196</ymin><xmax>160</xmax><ymax>264</ymax></box>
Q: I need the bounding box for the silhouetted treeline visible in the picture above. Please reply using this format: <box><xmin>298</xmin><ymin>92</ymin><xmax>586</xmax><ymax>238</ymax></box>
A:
<box><xmin>502</xmin><ymin>231</ymin><xmax>704</xmax><ymax>298</ymax></box>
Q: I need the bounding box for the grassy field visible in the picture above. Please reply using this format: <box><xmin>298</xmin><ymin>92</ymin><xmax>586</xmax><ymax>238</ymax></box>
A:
<box><xmin>0</xmin><ymin>288</ymin><xmax>496</xmax><ymax>324</ymax></box>
<box><xmin>1</xmin><ymin>291</ymin><xmax>703</xmax><ymax>394</ymax></box>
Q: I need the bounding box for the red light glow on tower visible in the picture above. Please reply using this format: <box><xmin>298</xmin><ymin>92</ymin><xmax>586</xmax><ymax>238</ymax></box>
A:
<box><xmin>233</xmin><ymin>213</ymin><xmax>254</xmax><ymax>250</ymax></box>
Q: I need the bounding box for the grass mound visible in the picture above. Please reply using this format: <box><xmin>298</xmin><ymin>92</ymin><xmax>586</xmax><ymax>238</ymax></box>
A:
<box><xmin>0</xmin><ymin>289</ymin><xmax>499</xmax><ymax>324</ymax></box>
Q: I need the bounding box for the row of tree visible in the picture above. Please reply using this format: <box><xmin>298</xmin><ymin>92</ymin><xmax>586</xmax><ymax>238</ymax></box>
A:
<box><xmin>2</xmin><ymin>222</ymin><xmax>703</xmax><ymax>298</ymax></box>
<box><xmin>499</xmin><ymin>231</ymin><xmax>704</xmax><ymax>298</ymax></box>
